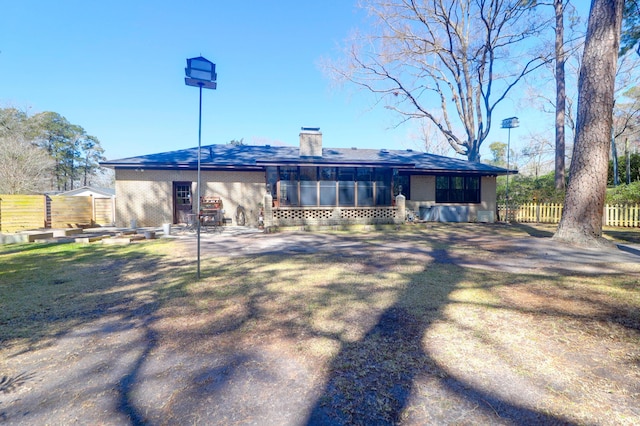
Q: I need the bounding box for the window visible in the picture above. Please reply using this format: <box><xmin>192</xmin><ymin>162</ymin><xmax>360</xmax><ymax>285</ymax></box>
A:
<box><xmin>279</xmin><ymin>166</ymin><xmax>298</xmax><ymax>181</ymax></box>
<box><xmin>300</xmin><ymin>181</ymin><xmax>318</xmax><ymax>206</ymax></box>
<box><xmin>269</xmin><ymin>166</ymin><xmax>396</xmax><ymax>207</ymax></box>
<box><xmin>394</xmin><ymin>173</ymin><xmax>410</xmax><ymax>200</ymax></box>
<box><xmin>338</xmin><ymin>168</ymin><xmax>356</xmax><ymax>206</ymax></box>
<box><xmin>266</xmin><ymin>167</ymin><xmax>278</xmax><ymax>198</ymax></box>
<box><xmin>175</xmin><ymin>184</ymin><xmax>191</xmax><ymax>205</ymax></box>
<box><xmin>299</xmin><ymin>167</ymin><xmax>317</xmax><ymax>181</ymax></box>
<box><xmin>338</xmin><ymin>167</ymin><xmax>355</xmax><ymax>181</ymax></box>
<box><xmin>435</xmin><ymin>175</ymin><xmax>480</xmax><ymax>203</ymax></box>
<box><xmin>356</xmin><ymin>167</ymin><xmax>373</xmax><ymax>182</ymax></box>
<box><xmin>319</xmin><ymin>167</ymin><xmax>336</xmax><ymax>181</ymax></box>
<box><xmin>319</xmin><ymin>167</ymin><xmax>337</xmax><ymax>205</ymax></box>
<box><xmin>339</xmin><ymin>181</ymin><xmax>355</xmax><ymax>206</ymax></box>
<box><xmin>320</xmin><ymin>181</ymin><xmax>337</xmax><ymax>206</ymax></box>
<box><xmin>279</xmin><ymin>167</ymin><xmax>299</xmax><ymax>206</ymax></box>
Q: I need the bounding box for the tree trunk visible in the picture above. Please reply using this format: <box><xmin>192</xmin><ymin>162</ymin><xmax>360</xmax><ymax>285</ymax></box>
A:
<box><xmin>612</xmin><ymin>129</ymin><xmax>619</xmax><ymax>186</ymax></box>
<box><xmin>625</xmin><ymin>138</ymin><xmax>631</xmax><ymax>184</ymax></box>
<box><xmin>554</xmin><ymin>0</ymin><xmax>566</xmax><ymax>190</ymax></box>
<box><xmin>554</xmin><ymin>0</ymin><xmax>624</xmax><ymax>247</ymax></box>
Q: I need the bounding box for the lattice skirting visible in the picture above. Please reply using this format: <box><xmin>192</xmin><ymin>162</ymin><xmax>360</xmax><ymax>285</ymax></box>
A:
<box><xmin>271</xmin><ymin>207</ymin><xmax>400</xmax><ymax>226</ymax></box>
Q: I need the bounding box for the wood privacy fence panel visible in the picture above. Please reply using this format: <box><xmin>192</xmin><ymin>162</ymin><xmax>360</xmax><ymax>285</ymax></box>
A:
<box><xmin>93</xmin><ymin>197</ymin><xmax>114</xmax><ymax>225</ymax></box>
<box><xmin>0</xmin><ymin>195</ymin><xmax>46</xmax><ymax>232</ymax></box>
<box><xmin>49</xmin><ymin>196</ymin><xmax>93</xmax><ymax>228</ymax></box>
<box><xmin>1</xmin><ymin>194</ymin><xmax>114</xmax><ymax>232</ymax></box>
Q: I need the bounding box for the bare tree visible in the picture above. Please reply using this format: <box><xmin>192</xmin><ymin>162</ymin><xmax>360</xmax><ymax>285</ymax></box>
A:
<box><xmin>553</xmin><ymin>0</ymin><xmax>567</xmax><ymax>190</ymax></box>
<box><xmin>554</xmin><ymin>0</ymin><xmax>625</xmax><ymax>247</ymax></box>
<box><xmin>614</xmin><ymin>86</ymin><xmax>640</xmax><ymax>150</ymax></box>
<box><xmin>520</xmin><ymin>1</ymin><xmax>583</xmax><ymax>187</ymax></box>
<box><xmin>610</xmin><ymin>52</ymin><xmax>640</xmax><ymax>184</ymax></box>
<box><xmin>328</xmin><ymin>0</ymin><xmax>552</xmax><ymax>162</ymax></box>
<box><xmin>87</xmin><ymin>167</ymin><xmax>115</xmax><ymax>189</ymax></box>
<box><xmin>612</xmin><ymin>86</ymin><xmax>640</xmax><ymax>184</ymax></box>
<box><xmin>405</xmin><ymin>119</ymin><xmax>454</xmax><ymax>156</ymax></box>
<box><xmin>525</xmin><ymin>2</ymin><xmax>638</xmax><ymax>190</ymax></box>
<box><xmin>0</xmin><ymin>133</ymin><xmax>53</xmax><ymax>194</ymax></box>
<box><xmin>520</xmin><ymin>132</ymin><xmax>555</xmax><ymax>178</ymax></box>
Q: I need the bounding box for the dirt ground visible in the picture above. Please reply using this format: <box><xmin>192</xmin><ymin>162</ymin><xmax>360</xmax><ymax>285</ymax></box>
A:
<box><xmin>1</xmin><ymin>224</ymin><xmax>639</xmax><ymax>425</ymax></box>
<box><xmin>182</xmin><ymin>225</ymin><xmax>640</xmax><ymax>275</ymax></box>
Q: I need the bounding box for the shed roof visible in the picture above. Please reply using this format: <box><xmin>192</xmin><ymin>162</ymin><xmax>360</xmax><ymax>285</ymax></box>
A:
<box><xmin>101</xmin><ymin>144</ymin><xmax>511</xmax><ymax>175</ymax></box>
<box><xmin>58</xmin><ymin>186</ymin><xmax>115</xmax><ymax>197</ymax></box>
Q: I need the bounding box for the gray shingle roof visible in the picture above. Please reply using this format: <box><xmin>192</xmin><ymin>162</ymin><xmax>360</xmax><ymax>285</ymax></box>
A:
<box><xmin>101</xmin><ymin>144</ymin><xmax>510</xmax><ymax>175</ymax></box>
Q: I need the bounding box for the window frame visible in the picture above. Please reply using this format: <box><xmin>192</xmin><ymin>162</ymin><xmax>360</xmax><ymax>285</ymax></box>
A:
<box><xmin>270</xmin><ymin>166</ymin><xmax>395</xmax><ymax>207</ymax></box>
<box><xmin>435</xmin><ymin>175</ymin><xmax>481</xmax><ymax>204</ymax></box>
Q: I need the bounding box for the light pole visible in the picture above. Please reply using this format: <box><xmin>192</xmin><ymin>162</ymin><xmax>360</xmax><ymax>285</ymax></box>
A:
<box><xmin>185</xmin><ymin>56</ymin><xmax>217</xmax><ymax>279</ymax></box>
<box><xmin>501</xmin><ymin>116</ymin><xmax>519</xmax><ymax>223</ymax></box>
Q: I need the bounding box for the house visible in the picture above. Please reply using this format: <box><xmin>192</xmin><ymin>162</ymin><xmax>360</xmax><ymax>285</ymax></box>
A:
<box><xmin>100</xmin><ymin>128</ymin><xmax>510</xmax><ymax>227</ymax></box>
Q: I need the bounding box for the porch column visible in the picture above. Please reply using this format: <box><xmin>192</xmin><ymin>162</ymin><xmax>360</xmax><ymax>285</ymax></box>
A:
<box><xmin>264</xmin><ymin>192</ymin><xmax>274</xmax><ymax>229</ymax></box>
<box><xmin>395</xmin><ymin>194</ymin><xmax>406</xmax><ymax>224</ymax></box>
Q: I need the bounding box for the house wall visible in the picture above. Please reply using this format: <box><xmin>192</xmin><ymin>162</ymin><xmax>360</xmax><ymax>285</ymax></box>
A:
<box><xmin>409</xmin><ymin>175</ymin><xmax>435</xmax><ymax>201</ymax></box>
<box><xmin>406</xmin><ymin>175</ymin><xmax>497</xmax><ymax>222</ymax></box>
<box><xmin>114</xmin><ymin>169</ymin><xmax>265</xmax><ymax>227</ymax></box>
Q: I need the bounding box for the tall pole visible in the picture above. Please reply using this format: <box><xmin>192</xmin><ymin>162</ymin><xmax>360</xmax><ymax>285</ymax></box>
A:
<box><xmin>506</xmin><ymin>128</ymin><xmax>511</xmax><ymax>223</ymax></box>
<box><xmin>196</xmin><ymin>83</ymin><xmax>203</xmax><ymax>279</ymax></box>
<box><xmin>501</xmin><ymin>116</ymin><xmax>518</xmax><ymax>224</ymax></box>
<box><xmin>185</xmin><ymin>56</ymin><xmax>216</xmax><ymax>280</ymax></box>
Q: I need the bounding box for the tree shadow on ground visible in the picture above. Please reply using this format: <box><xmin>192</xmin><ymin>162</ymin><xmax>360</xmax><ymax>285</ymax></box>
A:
<box><xmin>510</xmin><ymin>223</ymin><xmax>556</xmax><ymax>238</ymax></box>
<box><xmin>0</xmin><ymin>241</ymin><xmax>189</xmax><ymax>424</ymax></box>
<box><xmin>0</xmin><ymin>372</ymin><xmax>35</xmax><ymax>394</ymax></box>
<box><xmin>3</xmin><ymin>231</ymin><xmax>636</xmax><ymax>424</ymax></box>
<box><xmin>305</xmin><ymin>247</ymin><xmax>579</xmax><ymax>425</ymax></box>
<box><xmin>604</xmin><ymin>228</ymin><xmax>640</xmax><ymax>244</ymax></box>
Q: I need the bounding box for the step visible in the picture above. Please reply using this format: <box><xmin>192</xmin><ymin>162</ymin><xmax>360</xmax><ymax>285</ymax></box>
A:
<box><xmin>52</xmin><ymin>228</ymin><xmax>84</xmax><ymax>237</ymax></box>
<box><xmin>75</xmin><ymin>235</ymin><xmax>110</xmax><ymax>244</ymax></box>
<box><xmin>102</xmin><ymin>237</ymin><xmax>132</xmax><ymax>245</ymax></box>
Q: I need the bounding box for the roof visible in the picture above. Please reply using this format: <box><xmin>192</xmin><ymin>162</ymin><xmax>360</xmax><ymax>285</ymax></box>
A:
<box><xmin>58</xmin><ymin>186</ymin><xmax>115</xmax><ymax>197</ymax></box>
<box><xmin>101</xmin><ymin>144</ymin><xmax>511</xmax><ymax>176</ymax></box>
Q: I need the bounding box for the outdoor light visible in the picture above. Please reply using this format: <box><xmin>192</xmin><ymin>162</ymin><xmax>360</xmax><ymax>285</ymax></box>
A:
<box><xmin>185</xmin><ymin>55</ymin><xmax>217</xmax><ymax>279</ymax></box>
<box><xmin>501</xmin><ymin>117</ymin><xmax>519</xmax><ymax>223</ymax></box>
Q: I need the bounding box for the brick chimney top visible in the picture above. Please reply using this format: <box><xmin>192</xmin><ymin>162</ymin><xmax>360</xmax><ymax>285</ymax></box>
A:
<box><xmin>299</xmin><ymin>127</ymin><xmax>322</xmax><ymax>157</ymax></box>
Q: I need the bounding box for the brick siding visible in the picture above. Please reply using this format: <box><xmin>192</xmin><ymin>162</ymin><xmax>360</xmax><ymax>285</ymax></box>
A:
<box><xmin>114</xmin><ymin>169</ymin><xmax>266</xmax><ymax>227</ymax></box>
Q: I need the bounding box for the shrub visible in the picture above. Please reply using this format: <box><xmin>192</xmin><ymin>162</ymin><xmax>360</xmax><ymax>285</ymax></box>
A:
<box><xmin>606</xmin><ymin>181</ymin><xmax>640</xmax><ymax>205</ymax></box>
<box><xmin>497</xmin><ymin>171</ymin><xmax>565</xmax><ymax>205</ymax></box>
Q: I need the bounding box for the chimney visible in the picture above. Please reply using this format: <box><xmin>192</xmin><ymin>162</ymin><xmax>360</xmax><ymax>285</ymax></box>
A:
<box><xmin>299</xmin><ymin>127</ymin><xmax>322</xmax><ymax>157</ymax></box>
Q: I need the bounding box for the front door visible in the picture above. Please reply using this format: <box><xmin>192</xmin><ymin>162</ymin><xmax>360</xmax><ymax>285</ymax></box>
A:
<box><xmin>173</xmin><ymin>182</ymin><xmax>192</xmax><ymax>224</ymax></box>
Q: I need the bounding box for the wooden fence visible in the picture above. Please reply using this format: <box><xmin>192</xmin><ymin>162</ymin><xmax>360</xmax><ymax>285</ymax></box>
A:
<box><xmin>604</xmin><ymin>204</ymin><xmax>640</xmax><ymax>227</ymax></box>
<box><xmin>0</xmin><ymin>195</ymin><xmax>46</xmax><ymax>233</ymax></box>
<box><xmin>1</xmin><ymin>194</ymin><xmax>114</xmax><ymax>233</ymax></box>
<box><xmin>498</xmin><ymin>203</ymin><xmax>640</xmax><ymax>227</ymax></box>
<box><xmin>50</xmin><ymin>196</ymin><xmax>93</xmax><ymax>229</ymax></box>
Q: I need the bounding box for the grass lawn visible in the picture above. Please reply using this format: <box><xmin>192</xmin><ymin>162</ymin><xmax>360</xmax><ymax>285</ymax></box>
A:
<box><xmin>1</xmin><ymin>225</ymin><xmax>639</xmax><ymax>425</ymax></box>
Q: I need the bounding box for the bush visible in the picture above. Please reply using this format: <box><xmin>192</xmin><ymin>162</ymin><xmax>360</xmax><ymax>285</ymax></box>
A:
<box><xmin>497</xmin><ymin>170</ymin><xmax>640</xmax><ymax>206</ymax></box>
<box><xmin>606</xmin><ymin>181</ymin><xmax>640</xmax><ymax>204</ymax></box>
<box><xmin>497</xmin><ymin>171</ymin><xmax>565</xmax><ymax>205</ymax></box>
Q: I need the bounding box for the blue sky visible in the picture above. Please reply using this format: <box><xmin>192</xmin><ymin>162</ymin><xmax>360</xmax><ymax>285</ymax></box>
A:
<box><xmin>1</xmin><ymin>1</ymin><xmax>588</xmax><ymax>162</ymax></box>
